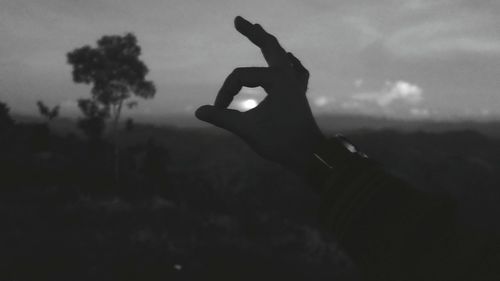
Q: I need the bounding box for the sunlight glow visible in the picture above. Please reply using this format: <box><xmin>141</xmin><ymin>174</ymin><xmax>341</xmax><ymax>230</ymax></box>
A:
<box><xmin>238</xmin><ymin>99</ymin><xmax>258</xmax><ymax>111</ymax></box>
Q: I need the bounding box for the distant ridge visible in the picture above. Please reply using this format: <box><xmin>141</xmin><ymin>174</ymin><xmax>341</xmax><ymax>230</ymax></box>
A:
<box><xmin>12</xmin><ymin>113</ymin><xmax>500</xmax><ymax>139</ymax></box>
<box><xmin>315</xmin><ymin>114</ymin><xmax>500</xmax><ymax>138</ymax></box>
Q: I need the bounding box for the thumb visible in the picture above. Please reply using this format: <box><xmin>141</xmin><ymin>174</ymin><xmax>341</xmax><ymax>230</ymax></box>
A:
<box><xmin>195</xmin><ymin>105</ymin><xmax>247</xmax><ymax>136</ymax></box>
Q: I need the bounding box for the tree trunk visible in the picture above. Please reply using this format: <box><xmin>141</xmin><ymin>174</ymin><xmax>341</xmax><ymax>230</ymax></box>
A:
<box><xmin>112</xmin><ymin>100</ymin><xmax>124</xmax><ymax>186</ymax></box>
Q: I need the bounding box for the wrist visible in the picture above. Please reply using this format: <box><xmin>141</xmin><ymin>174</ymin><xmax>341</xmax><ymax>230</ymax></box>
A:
<box><xmin>285</xmin><ymin>129</ymin><xmax>326</xmax><ymax>178</ymax></box>
<box><xmin>304</xmin><ymin>135</ymin><xmax>370</xmax><ymax>192</ymax></box>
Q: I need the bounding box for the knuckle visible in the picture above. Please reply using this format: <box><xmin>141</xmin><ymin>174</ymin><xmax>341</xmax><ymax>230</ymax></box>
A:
<box><xmin>267</xmin><ymin>35</ymin><xmax>278</xmax><ymax>46</ymax></box>
<box><xmin>230</xmin><ymin>67</ymin><xmax>244</xmax><ymax>77</ymax></box>
<box><xmin>303</xmin><ymin>69</ymin><xmax>310</xmax><ymax>79</ymax></box>
<box><xmin>268</xmin><ymin>34</ymin><xmax>277</xmax><ymax>42</ymax></box>
<box><xmin>259</xmin><ymin>32</ymin><xmax>278</xmax><ymax>47</ymax></box>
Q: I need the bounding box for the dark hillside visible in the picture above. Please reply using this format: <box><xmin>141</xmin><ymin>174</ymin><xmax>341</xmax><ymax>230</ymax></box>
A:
<box><xmin>1</xmin><ymin>122</ymin><xmax>499</xmax><ymax>280</ymax></box>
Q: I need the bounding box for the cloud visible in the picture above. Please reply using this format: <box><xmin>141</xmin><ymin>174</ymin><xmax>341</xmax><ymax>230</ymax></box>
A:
<box><xmin>400</xmin><ymin>0</ymin><xmax>454</xmax><ymax>12</ymax></box>
<box><xmin>354</xmin><ymin>78</ymin><xmax>364</xmax><ymax>88</ymax></box>
<box><xmin>340</xmin><ymin>100</ymin><xmax>363</xmax><ymax>110</ymax></box>
<box><xmin>342</xmin><ymin>3</ymin><xmax>500</xmax><ymax>59</ymax></box>
<box><xmin>385</xmin><ymin>17</ymin><xmax>500</xmax><ymax>58</ymax></box>
<box><xmin>410</xmin><ymin>107</ymin><xmax>430</xmax><ymax>117</ymax></box>
<box><xmin>352</xmin><ymin>80</ymin><xmax>423</xmax><ymax>107</ymax></box>
<box><xmin>313</xmin><ymin>96</ymin><xmax>334</xmax><ymax>107</ymax></box>
<box><xmin>342</xmin><ymin>16</ymin><xmax>382</xmax><ymax>49</ymax></box>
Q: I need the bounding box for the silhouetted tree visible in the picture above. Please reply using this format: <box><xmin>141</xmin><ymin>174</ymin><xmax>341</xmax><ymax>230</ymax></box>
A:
<box><xmin>0</xmin><ymin>101</ymin><xmax>15</xmax><ymax>132</ymax></box>
<box><xmin>66</xmin><ymin>33</ymin><xmax>156</xmax><ymax>135</ymax></box>
<box><xmin>67</xmin><ymin>33</ymin><xmax>156</xmax><ymax>182</ymax></box>
<box><xmin>36</xmin><ymin>101</ymin><xmax>59</xmax><ymax>123</ymax></box>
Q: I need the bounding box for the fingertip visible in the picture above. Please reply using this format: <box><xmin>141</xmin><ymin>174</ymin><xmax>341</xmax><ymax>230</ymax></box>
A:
<box><xmin>195</xmin><ymin>105</ymin><xmax>214</xmax><ymax>121</ymax></box>
<box><xmin>234</xmin><ymin>15</ymin><xmax>247</xmax><ymax>25</ymax></box>
<box><xmin>195</xmin><ymin>105</ymin><xmax>245</xmax><ymax>135</ymax></box>
<box><xmin>234</xmin><ymin>15</ymin><xmax>252</xmax><ymax>33</ymax></box>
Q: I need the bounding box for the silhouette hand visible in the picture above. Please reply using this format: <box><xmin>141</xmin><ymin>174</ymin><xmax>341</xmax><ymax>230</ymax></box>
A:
<box><xmin>196</xmin><ymin>16</ymin><xmax>324</xmax><ymax>177</ymax></box>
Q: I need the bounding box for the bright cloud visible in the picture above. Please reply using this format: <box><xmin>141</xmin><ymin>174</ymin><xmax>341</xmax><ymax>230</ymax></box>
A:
<box><xmin>313</xmin><ymin>96</ymin><xmax>334</xmax><ymax>107</ymax></box>
<box><xmin>352</xmin><ymin>80</ymin><xmax>423</xmax><ymax>107</ymax></box>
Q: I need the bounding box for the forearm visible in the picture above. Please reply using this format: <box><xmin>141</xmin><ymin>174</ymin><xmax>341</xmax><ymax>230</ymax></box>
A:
<box><xmin>306</xmin><ymin>137</ymin><xmax>473</xmax><ymax>280</ymax></box>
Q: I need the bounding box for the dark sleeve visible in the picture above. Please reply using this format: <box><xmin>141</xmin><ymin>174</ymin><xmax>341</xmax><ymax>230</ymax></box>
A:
<box><xmin>307</xmin><ymin>138</ymin><xmax>483</xmax><ymax>281</ymax></box>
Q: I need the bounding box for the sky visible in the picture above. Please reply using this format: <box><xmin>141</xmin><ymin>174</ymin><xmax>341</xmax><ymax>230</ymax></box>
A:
<box><xmin>1</xmin><ymin>0</ymin><xmax>500</xmax><ymax>120</ymax></box>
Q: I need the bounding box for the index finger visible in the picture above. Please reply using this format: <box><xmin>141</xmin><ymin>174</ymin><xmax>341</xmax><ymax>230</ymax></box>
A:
<box><xmin>235</xmin><ymin>16</ymin><xmax>289</xmax><ymax>67</ymax></box>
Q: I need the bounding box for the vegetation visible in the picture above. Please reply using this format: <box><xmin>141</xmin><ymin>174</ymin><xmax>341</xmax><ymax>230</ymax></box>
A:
<box><xmin>1</xmin><ymin>109</ymin><xmax>499</xmax><ymax>280</ymax></box>
<box><xmin>36</xmin><ymin>101</ymin><xmax>60</xmax><ymax>123</ymax></box>
<box><xmin>0</xmin><ymin>101</ymin><xmax>15</xmax><ymax>131</ymax></box>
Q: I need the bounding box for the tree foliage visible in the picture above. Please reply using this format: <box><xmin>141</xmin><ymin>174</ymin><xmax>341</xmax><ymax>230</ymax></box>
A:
<box><xmin>67</xmin><ymin>33</ymin><xmax>156</xmax><ymax>134</ymax></box>
<box><xmin>36</xmin><ymin>101</ymin><xmax>60</xmax><ymax>122</ymax></box>
<box><xmin>0</xmin><ymin>101</ymin><xmax>15</xmax><ymax>131</ymax></box>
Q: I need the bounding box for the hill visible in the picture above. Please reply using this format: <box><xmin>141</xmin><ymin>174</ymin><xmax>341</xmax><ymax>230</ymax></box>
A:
<box><xmin>2</xmin><ymin>115</ymin><xmax>499</xmax><ymax>280</ymax></box>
